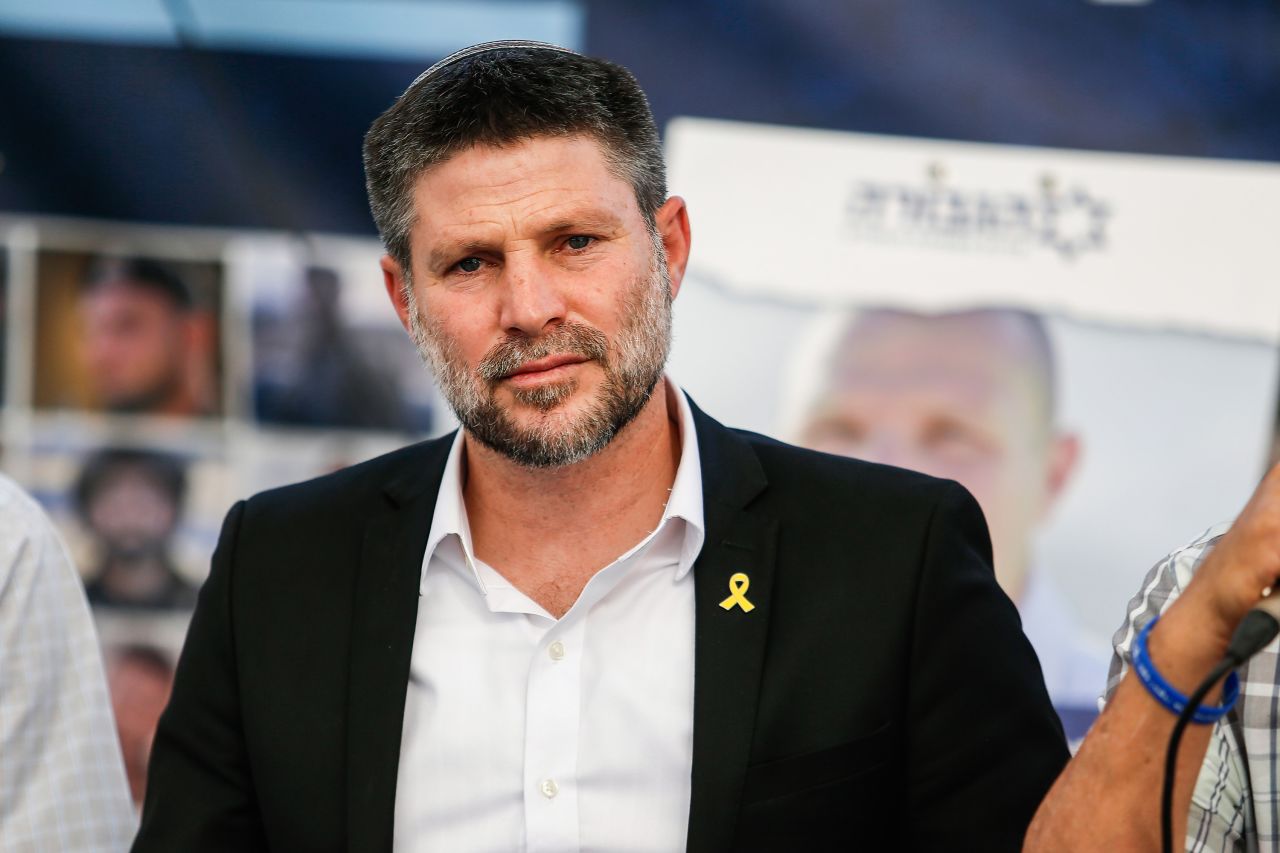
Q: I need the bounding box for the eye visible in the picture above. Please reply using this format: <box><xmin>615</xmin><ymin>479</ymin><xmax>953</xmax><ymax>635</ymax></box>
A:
<box><xmin>455</xmin><ymin>257</ymin><xmax>483</xmax><ymax>273</ymax></box>
<box><xmin>921</xmin><ymin>419</ymin><xmax>989</xmax><ymax>458</ymax></box>
<box><xmin>565</xmin><ymin>235</ymin><xmax>593</xmax><ymax>251</ymax></box>
<box><xmin>803</xmin><ymin>418</ymin><xmax>867</xmax><ymax>450</ymax></box>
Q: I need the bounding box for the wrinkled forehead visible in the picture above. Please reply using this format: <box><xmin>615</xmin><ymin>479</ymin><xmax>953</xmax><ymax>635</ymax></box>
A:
<box><xmin>411</xmin><ymin>135</ymin><xmax>636</xmax><ymax>223</ymax></box>
<box><xmin>410</xmin><ymin>130</ymin><xmax>630</xmax><ymax>199</ymax></box>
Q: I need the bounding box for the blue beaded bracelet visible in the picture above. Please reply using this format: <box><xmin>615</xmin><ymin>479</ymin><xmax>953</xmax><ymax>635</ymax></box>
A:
<box><xmin>1132</xmin><ymin>615</ymin><xmax>1239</xmax><ymax>724</ymax></box>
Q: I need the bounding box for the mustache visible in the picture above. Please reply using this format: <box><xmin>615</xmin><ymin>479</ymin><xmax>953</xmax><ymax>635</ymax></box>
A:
<box><xmin>476</xmin><ymin>323</ymin><xmax>610</xmax><ymax>382</ymax></box>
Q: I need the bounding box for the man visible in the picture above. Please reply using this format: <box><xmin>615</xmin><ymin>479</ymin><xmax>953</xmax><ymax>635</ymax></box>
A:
<box><xmin>1026</xmin><ymin>464</ymin><xmax>1280</xmax><ymax>851</ymax></box>
<box><xmin>74</xmin><ymin>447</ymin><xmax>198</xmax><ymax>611</ymax></box>
<box><xmin>135</xmin><ymin>41</ymin><xmax>1066</xmax><ymax>851</ymax></box>
<box><xmin>797</xmin><ymin>308</ymin><xmax>1106</xmax><ymax>735</ymax></box>
<box><xmin>0</xmin><ymin>473</ymin><xmax>136</xmax><ymax>850</ymax></box>
<box><xmin>80</xmin><ymin>256</ymin><xmax>214</xmax><ymax>416</ymax></box>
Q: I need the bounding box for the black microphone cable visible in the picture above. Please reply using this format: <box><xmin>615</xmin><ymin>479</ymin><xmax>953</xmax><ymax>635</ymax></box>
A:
<box><xmin>1161</xmin><ymin>608</ymin><xmax>1280</xmax><ymax>853</ymax></box>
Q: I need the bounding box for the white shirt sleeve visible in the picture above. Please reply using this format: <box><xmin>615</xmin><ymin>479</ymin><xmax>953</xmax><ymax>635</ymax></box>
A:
<box><xmin>0</xmin><ymin>474</ymin><xmax>137</xmax><ymax>851</ymax></box>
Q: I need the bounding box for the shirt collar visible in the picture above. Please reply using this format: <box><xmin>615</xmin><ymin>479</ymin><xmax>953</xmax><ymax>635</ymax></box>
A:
<box><xmin>419</xmin><ymin>376</ymin><xmax>705</xmax><ymax>595</ymax></box>
<box><xmin>419</xmin><ymin>428</ymin><xmax>477</xmax><ymax>595</ymax></box>
<box><xmin>662</xmin><ymin>379</ymin><xmax>706</xmax><ymax>579</ymax></box>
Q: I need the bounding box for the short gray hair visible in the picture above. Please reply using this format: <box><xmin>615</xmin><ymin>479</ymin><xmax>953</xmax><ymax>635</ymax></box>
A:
<box><xmin>363</xmin><ymin>41</ymin><xmax>667</xmax><ymax>274</ymax></box>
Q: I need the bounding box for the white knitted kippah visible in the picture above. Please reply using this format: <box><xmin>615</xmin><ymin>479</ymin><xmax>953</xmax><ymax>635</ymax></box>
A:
<box><xmin>401</xmin><ymin>40</ymin><xmax>580</xmax><ymax>96</ymax></box>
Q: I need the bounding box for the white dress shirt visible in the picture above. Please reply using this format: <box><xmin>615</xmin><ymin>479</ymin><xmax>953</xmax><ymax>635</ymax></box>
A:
<box><xmin>0</xmin><ymin>474</ymin><xmax>136</xmax><ymax>852</ymax></box>
<box><xmin>393</xmin><ymin>382</ymin><xmax>705</xmax><ymax>853</ymax></box>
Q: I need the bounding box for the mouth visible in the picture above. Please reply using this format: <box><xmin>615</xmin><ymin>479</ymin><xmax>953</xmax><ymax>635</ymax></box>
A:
<box><xmin>501</xmin><ymin>354</ymin><xmax>589</xmax><ymax>387</ymax></box>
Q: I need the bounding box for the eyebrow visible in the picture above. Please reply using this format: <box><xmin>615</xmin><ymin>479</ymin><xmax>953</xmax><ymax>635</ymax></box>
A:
<box><xmin>538</xmin><ymin>211</ymin><xmax>624</xmax><ymax>236</ymax></box>
<box><xmin>426</xmin><ymin>240</ymin><xmax>494</xmax><ymax>272</ymax></box>
<box><xmin>423</xmin><ymin>209</ymin><xmax>626</xmax><ymax>271</ymax></box>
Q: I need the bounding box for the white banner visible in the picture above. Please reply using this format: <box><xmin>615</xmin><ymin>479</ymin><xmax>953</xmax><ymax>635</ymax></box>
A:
<box><xmin>667</xmin><ymin>117</ymin><xmax>1280</xmax><ymax>342</ymax></box>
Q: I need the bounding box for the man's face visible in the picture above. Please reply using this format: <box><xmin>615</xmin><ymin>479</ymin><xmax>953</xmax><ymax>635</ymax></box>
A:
<box><xmin>87</xmin><ymin>469</ymin><xmax>178</xmax><ymax>557</ymax></box>
<box><xmin>384</xmin><ymin>135</ymin><xmax>681</xmax><ymax>467</ymax></box>
<box><xmin>80</xmin><ymin>282</ymin><xmax>187</xmax><ymax>412</ymax></box>
<box><xmin>800</xmin><ymin>312</ymin><xmax>1076</xmax><ymax>600</ymax></box>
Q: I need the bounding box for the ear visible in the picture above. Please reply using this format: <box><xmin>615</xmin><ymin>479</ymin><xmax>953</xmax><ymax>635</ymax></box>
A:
<box><xmin>654</xmin><ymin>196</ymin><xmax>691</xmax><ymax>301</ymax></box>
<box><xmin>380</xmin><ymin>254</ymin><xmax>413</xmax><ymax>334</ymax></box>
<box><xmin>1041</xmin><ymin>431</ymin><xmax>1081</xmax><ymax>516</ymax></box>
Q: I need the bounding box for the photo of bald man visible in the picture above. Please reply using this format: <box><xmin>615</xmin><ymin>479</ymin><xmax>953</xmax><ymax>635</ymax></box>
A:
<box><xmin>797</xmin><ymin>307</ymin><xmax>1107</xmax><ymax>738</ymax></box>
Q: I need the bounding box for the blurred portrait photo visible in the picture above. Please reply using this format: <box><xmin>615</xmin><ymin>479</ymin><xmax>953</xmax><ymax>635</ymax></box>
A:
<box><xmin>105</xmin><ymin>644</ymin><xmax>175</xmax><ymax>811</ymax></box>
<box><xmin>248</xmin><ymin>252</ymin><xmax>436</xmax><ymax>434</ymax></box>
<box><xmin>794</xmin><ymin>306</ymin><xmax>1108</xmax><ymax>737</ymax></box>
<box><xmin>74</xmin><ymin>447</ymin><xmax>198</xmax><ymax>612</ymax></box>
<box><xmin>34</xmin><ymin>251</ymin><xmax>222</xmax><ymax>417</ymax></box>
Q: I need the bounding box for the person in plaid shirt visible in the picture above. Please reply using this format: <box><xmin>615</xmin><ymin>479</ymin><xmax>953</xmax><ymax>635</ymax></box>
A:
<box><xmin>1027</xmin><ymin>464</ymin><xmax>1280</xmax><ymax>851</ymax></box>
<box><xmin>0</xmin><ymin>473</ymin><xmax>136</xmax><ymax>851</ymax></box>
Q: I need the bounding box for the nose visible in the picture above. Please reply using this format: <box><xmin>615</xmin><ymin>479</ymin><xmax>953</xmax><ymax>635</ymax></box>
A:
<box><xmin>497</xmin><ymin>254</ymin><xmax>567</xmax><ymax>338</ymax></box>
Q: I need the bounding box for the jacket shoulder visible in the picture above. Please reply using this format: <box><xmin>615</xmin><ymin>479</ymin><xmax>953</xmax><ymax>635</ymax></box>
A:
<box><xmin>733</xmin><ymin>428</ymin><xmax>967</xmax><ymax>511</ymax></box>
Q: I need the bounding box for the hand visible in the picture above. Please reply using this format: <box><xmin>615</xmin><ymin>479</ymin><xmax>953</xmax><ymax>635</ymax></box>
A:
<box><xmin>1025</xmin><ymin>467</ymin><xmax>1280</xmax><ymax>853</ymax></box>
<box><xmin>1174</xmin><ymin>463</ymin><xmax>1280</xmax><ymax>652</ymax></box>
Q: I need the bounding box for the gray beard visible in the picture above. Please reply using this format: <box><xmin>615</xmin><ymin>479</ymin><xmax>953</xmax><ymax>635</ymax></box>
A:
<box><xmin>406</xmin><ymin>253</ymin><xmax>673</xmax><ymax>469</ymax></box>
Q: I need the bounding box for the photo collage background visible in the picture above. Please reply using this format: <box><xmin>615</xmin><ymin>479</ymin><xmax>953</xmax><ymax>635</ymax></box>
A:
<box><xmin>0</xmin><ymin>215</ymin><xmax>453</xmax><ymax>808</ymax></box>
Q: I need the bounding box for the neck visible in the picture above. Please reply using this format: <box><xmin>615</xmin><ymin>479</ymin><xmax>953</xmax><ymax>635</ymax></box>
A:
<box><xmin>461</xmin><ymin>379</ymin><xmax>683</xmax><ymax>614</ymax></box>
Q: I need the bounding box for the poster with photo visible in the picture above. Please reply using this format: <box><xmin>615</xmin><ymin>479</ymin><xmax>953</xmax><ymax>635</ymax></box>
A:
<box><xmin>21</xmin><ymin>427</ymin><xmax>230</xmax><ymax>612</ymax></box>
<box><xmin>20</xmin><ymin>396</ymin><xmax>219</xmax><ymax>814</ymax></box>
<box><xmin>33</xmin><ymin>249</ymin><xmax>224</xmax><ymax>418</ymax></box>
<box><xmin>672</xmin><ymin>284</ymin><xmax>1275</xmax><ymax>717</ymax></box>
<box><xmin>27</xmin><ymin>424</ymin><xmax>198</xmax><ymax>812</ymax></box>
<box><xmin>666</xmin><ymin>119</ymin><xmax>1280</xmax><ymax>739</ymax></box>
<box><xmin>228</xmin><ymin>236</ymin><xmax>444</xmax><ymax>436</ymax></box>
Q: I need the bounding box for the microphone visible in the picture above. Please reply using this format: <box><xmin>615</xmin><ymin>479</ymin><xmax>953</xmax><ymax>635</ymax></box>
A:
<box><xmin>1161</xmin><ymin>584</ymin><xmax>1280</xmax><ymax>853</ymax></box>
<box><xmin>1225</xmin><ymin>586</ymin><xmax>1280</xmax><ymax>665</ymax></box>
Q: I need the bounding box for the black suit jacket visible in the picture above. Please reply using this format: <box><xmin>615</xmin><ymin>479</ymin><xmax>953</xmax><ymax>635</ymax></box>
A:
<box><xmin>134</xmin><ymin>402</ymin><xmax>1068</xmax><ymax>852</ymax></box>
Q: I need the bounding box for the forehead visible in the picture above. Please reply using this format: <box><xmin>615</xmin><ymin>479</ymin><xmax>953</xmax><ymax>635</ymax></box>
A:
<box><xmin>84</xmin><ymin>281</ymin><xmax>177</xmax><ymax>312</ymax></box>
<box><xmin>410</xmin><ymin>134</ymin><xmax>638</xmax><ymax>237</ymax></box>
<box><xmin>827</xmin><ymin>313</ymin><xmax>1044</xmax><ymax>413</ymax></box>
<box><xmin>96</xmin><ymin>467</ymin><xmax>162</xmax><ymax>493</ymax></box>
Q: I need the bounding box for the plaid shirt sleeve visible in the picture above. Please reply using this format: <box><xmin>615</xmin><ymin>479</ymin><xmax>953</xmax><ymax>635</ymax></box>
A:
<box><xmin>0</xmin><ymin>474</ymin><xmax>137</xmax><ymax>851</ymax></box>
<box><xmin>1103</xmin><ymin>521</ymin><xmax>1253</xmax><ymax>853</ymax></box>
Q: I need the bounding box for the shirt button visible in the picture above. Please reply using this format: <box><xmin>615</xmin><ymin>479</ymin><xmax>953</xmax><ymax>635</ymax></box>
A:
<box><xmin>548</xmin><ymin>640</ymin><xmax>566</xmax><ymax>661</ymax></box>
<box><xmin>540</xmin><ymin>778</ymin><xmax>559</xmax><ymax>799</ymax></box>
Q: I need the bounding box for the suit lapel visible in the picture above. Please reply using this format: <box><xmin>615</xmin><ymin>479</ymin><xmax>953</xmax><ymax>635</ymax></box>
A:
<box><xmin>685</xmin><ymin>402</ymin><xmax>778</xmax><ymax>853</ymax></box>
<box><xmin>345</xmin><ymin>437</ymin><xmax>453</xmax><ymax>853</ymax></box>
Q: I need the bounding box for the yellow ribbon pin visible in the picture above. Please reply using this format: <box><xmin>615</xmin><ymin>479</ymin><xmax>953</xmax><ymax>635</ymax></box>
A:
<box><xmin>718</xmin><ymin>572</ymin><xmax>755</xmax><ymax>612</ymax></box>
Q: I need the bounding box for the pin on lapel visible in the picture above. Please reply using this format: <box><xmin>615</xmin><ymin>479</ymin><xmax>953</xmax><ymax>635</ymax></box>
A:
<box><xmin>718</xmin><ymin>572</ymin><xmax>755</xmax><ymax>613</ymax></box>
